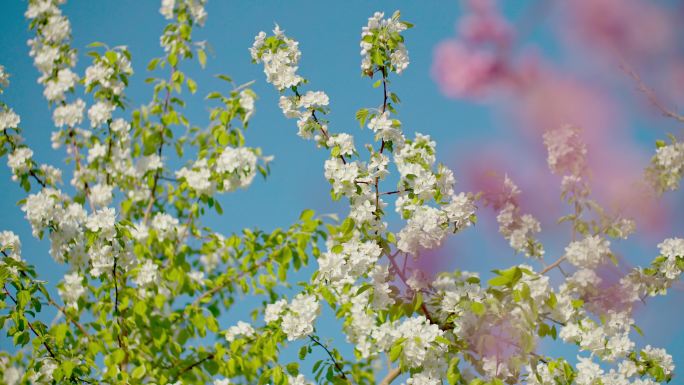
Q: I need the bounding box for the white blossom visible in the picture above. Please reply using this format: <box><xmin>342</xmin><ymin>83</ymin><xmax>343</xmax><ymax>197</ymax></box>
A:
<box><xmin>7</xmin><ymin>147</ymin><xmax>33</xmax><ymax>179</ymax></box>
<box><xmin>565</xmin><ymin>235</ymin><xmax>611</xmax><ymax>269</ymax></box>
<box><xmin>0</xmin><ymin>109</ymin><xmax>20</xmax><ymax>131</ymax></box>
<box><xmin>87</xmin><ymin>101</ymin><xmax>114</xmax><ymax>128</ymax></box>
<box><xmin>134</xmin><ymin>260</ymin><xmax>159</xmax><ymax>287</ymax></box>
<box><xmin>160</xmin><ymin>0</ymin><xmax>175</xmax><ymax>19</ymax></box>
<box><xmin>53</xmin><ymin>99</ymin><xmax>85</xmax><ymax>128</ymax></box>
<box><xmin>58</xmin><ymin>272</ymin><xmax>85</xmax><ymax>309</ymax></box>
<box><xmin>225</xmin><ymin>321</ymin><xmax>255</xmax><ymax>342</ymax></box>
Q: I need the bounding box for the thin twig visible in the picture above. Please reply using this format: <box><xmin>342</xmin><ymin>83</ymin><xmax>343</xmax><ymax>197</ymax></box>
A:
<box><xmin>540</xmin><ymin>255</ymin><xmax>566</xmax><ymax>275</ymax></box>
<box><xmin>292</xmin><ymin>88</ymin><xmax>348</xmax><ymax>165</ymax></box>
<box><xmin>144</xmin><ymin>67</ymin><xmax>176</xmax><ymax>223</ymax></box>
<box><xmin>188</xmin><ymin>258</ymin><xmax>269</xmax><ymax>309</ymax></box>
<box><xmin>3</xmin><ymin>285</ymin><xmax>58</xmax><ymax>359</ymax></box>
<box><xmin>308</xmin><ymin>335</ymin><xmax>350</xmax><ymax>381</ymax></box>
<box><xmin>174</xmin><ymin>352</ymin><xmax>215</xmax><ymax>379</ymax></box>
<box><xmin>386</xmin><ymin>252</ymin><xmax>443</xmax><ymax>329</ymax></box>
<box><xmin>620</xmin><ymin>60</ymin><xmax>684</xmax><ymax>123</ymax></box>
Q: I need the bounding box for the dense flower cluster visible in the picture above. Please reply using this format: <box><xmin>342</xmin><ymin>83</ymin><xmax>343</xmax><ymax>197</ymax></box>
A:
<box><xmin>250</xmin><ymin>26</ymin><xmax>303</xmax><ymax>91</ymax></box>
<box><xmin>543</xmin><ymin>124</ymin><xmax>588</xmax><ymax>177</ymax></box>
<box><xmin>360</xmin><ymin>11</ymin><xmax>411</xmax><ymax>75</ymax></box>
<box><xmin>648</xmin><ymin>138</ymin><xmax>684</xmax><ymax>193</ymax></box>
<box><xmin>25</xmin><ymin>0</ymin><xmax>77</xmax><ymax>103</ymax></box>
<box><xmin>265</xmin><ymin>293</ymin><xmax>320</xmax><ymax>341</ymax></box>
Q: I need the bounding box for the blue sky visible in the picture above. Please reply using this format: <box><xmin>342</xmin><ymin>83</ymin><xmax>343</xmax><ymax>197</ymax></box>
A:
<box><xmin>1</xmin><ymin>0</ymin><xmax>683</xmax><ymax>381</ymax></box>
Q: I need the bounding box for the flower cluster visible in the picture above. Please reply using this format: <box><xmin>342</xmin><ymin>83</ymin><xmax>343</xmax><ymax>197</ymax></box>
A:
<box><xmin>279</xmin><ymin>91</ymin><xmax>330</xmax><ymax>139</ymax></box>
<box><xmin>648</xmin><ymin>138</ymin><xmax>684</xmax><ymax>193</ymax></box>
<box><xmin>175</xmin><ymin>147</ymin><xmax>259</xmax><ymax>195</ymax></box>
<box><xmin>159</xmin><ymin>0</ymin><xmax>207</xmax><ymax>56</ymax></box>
<box><xmin>360</xmin><ymin>11</ymin><xmax>411</xmax><ymax>75</ymax></box>
<box><xmin>316</xmin><ymin>238</ymin><xmax>383</xmax><ymax>289</ymax></box>
<box><xmin>26</xmin><ymin>0</ymin><xmax>78</xmax><ymax>103</ymax></box>
<box><xmin>493</xmin><ymin>176</ymin><xmax>545</xmax><ymax>258</ymax></box>
<box><xmin>224</xmin><ymin>321</ymin><xmax>256</xmax><ymax>343</ymax></box>
<box><xmin>375</xmin><ymin>316</ymin><xmax>446</xmax><ymax>370</ymax></box>
<box><xmin>0</xmin><ymin>106</ymin><xmax>20</xmax><ymax>132</ymax></box>
<box><xmin>265</xmin><ymin>293</ymin><xmax>320</xmax><ymax>341</ymax></box>
<box><xmin>543</xmin><ymin>124</ymin><xmax>587</xmax><ymax>177</ymax></box>
<box><xmin>250</xmin><ymin>26</ymin><xmax>303</xmax><ymax>91</ymax></box>
<box><xmin>58</xmin><ymin>272</ymin><xmax>85</xmax><ymax>309</ymax></box>
<box><xmin>564</xmin><ymin>234</ymin><xmax>612</xmax><ymax>269</ymax></box>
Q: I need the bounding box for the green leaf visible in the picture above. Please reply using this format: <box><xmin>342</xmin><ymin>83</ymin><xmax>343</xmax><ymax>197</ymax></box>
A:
<box><xmin>299</xmin><ymin>345</ymin><xmax>308</xmax><ymax>360</ymax></box>
<box><xmin>216</xmin><ymin>74</ymin><xmax>233</xmax><ymax>83</ymax></box>
<box><xmin>198</xmin><ymin>49</ymin><xmax>207</xmax><ymax>68</ymax></box>
<box><xmin>187</xmin><ymin>78</ymin><xmax>198</xmax><ymax>94</ymax></box>
<box><xmin>299</xmin><ymin>209</ymin><xmax>315</xmax><ymax>222</ymax></box>
<box><xmin>17</xmin><ymin>290</ymin><xmax>30</xmax><ymax>308</ymax></box>
<box><xmin>132</xmin><ymin>365</ymin><xmax>146</xmax><ymax>380</ymax></box>
<box><xmin>487</xmin><ymin>275</ymin><xmax>510</xmax><ymax>287</ymax></box>
<box><xmin>286</xmin><ymin>362</ymin><xmax>299</xmax><ymax>376</ymax></box>
<box><xmin>355</xmin><ymin>108</ymin><xmax>369</xmax><ymax>128</ymax></box>
<box><xmin>340</xmin><ymin>218</ymin><xmax>355</xmax><ymax>236</ymax></box>
<box><xmin>389</xmin><ymin>343</ymin><xmax>403</xmax><ymax>362</ymax></box>
<box><xmin>447</xmin><ymin>357</ymin><xmax>461</xmax><ymax>385</ymax></box>
<box><xmin>147</xmin><ymin>58</ymin><xmax>160</xmax><ymax>71</ymax></box>
<box><xmin>355</xmin><ymin>284</ymin><xmax>372</xmax><ymax>296</ymax></box>
<box><xmin>0</xmin><ymin>265</ymin><xmax>9</xmax><ymax>284</ymax></box>
<box><xmin>53</xmin><ymin>323</ymin><xmax>69</xmax><ymax>345</ymax></box>
<box><xmin>470</xmin><ymin>301</ymin><xmax>485</xmax><ymax>315</ymax></box>
<box><xmin>168</xmin><ymin>53</ymin><xmax>178</xmax><ymax>67</ymax></box>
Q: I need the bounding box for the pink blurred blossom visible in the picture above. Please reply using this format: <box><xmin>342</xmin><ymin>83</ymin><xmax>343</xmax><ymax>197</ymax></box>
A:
<box><xmin>561</xmin><ymin>0</ymin><xmax>675</xmax><ymax>62</ymax></box>
<box><xmin>432</xmin><ymin>41</ymin><xmax>506</xmax><ymax>98</ymax></box>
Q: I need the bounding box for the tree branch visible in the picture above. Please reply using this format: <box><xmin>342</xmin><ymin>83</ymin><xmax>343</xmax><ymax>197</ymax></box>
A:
<box><xmin>144</xmin><ymin>67</ymin><xmax>176</xmax><ymax>224</ymax></box>
<box><xmin>620</xmin><ymin>60</ymin><xmax>684</xmax><ymax>123</ymax></box>
<box><xmin>379</xmin><ymin>366</ymin><xmax>401</xmax><ymax>385</ymax></box>
<box><xmin>540</xmin><ymin>255</ymin><xmax>566</xmax><ymax>275</ymax></box>
<box><xmin>308</xmin><ymin>335</ymin><xmax>350</xmax><ymax>382</ymax></box>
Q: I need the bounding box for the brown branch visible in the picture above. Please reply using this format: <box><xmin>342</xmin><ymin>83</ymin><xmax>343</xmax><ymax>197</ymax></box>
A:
<box><xmin>67</xmin><ymin>128</ymin><xmax>96</xmax><ymax>212</ymax></box>
<box><xmin>379</xmin><ymin>189</ymin><xmax>408</xmax><ymax>196</ymax></box>
<box><xmin>308</xmin><ymin>335</ymin><xmax>350</xmax><ymax>382</ymax></box>
<box><xmin>374</xmin><ymin>66</ymin><xmax>390</xmax><ymax>221</ymax></box>
<box><xmin>3</xmin><ymin>285</ymin><xmax>58</xmax><ymax>359</ymax></box>
<box><xmin>144</xmin><ymin>67</ymin><xmax>176</xmax><ymax>224</ymax></box>
<box><xmin>1</xmin><ymin>251</ymin><xmax>90</xmax><ymax>338</ymax></box>
<box><xmin>379</xmin><ymin>366</ymin><xmax>401</xmax><ymax>385</ymax></box>
<box><xmin>105</xmin><ymin>120</ymin><xmax>114</xmax><ymax>185</ymax></box>
<box><xmin>620</xmin><ymin>60</ymin><xmax>684</xmax><ymax>124</ymax></box>
<box><xmin>112</xmin><ymin>256</ymin><xmax>128</xmax><ymax>370</ymax></box>
<box><xmin>540</xmin><ymin>255</ymin><xmax>566</xmax><ymax>275</ymax></box>
<box><xmin>46</xmin><ymin>298</ymin><xmax>90</xmax><ymax>337</ymax></box>
<box><xmin>174</xmin><ymin>352</ymin><xmax>215</xmax><ymax>379</ymax></box>
<box><xmin>188</xmin><ymin>258</ymin><xmax>269</xmax><ymax>309</ymax></box>
<box><xmin>386</xmin><ymin>252</ymin><xmax>443</xmax><ymax>329</ymax></box>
